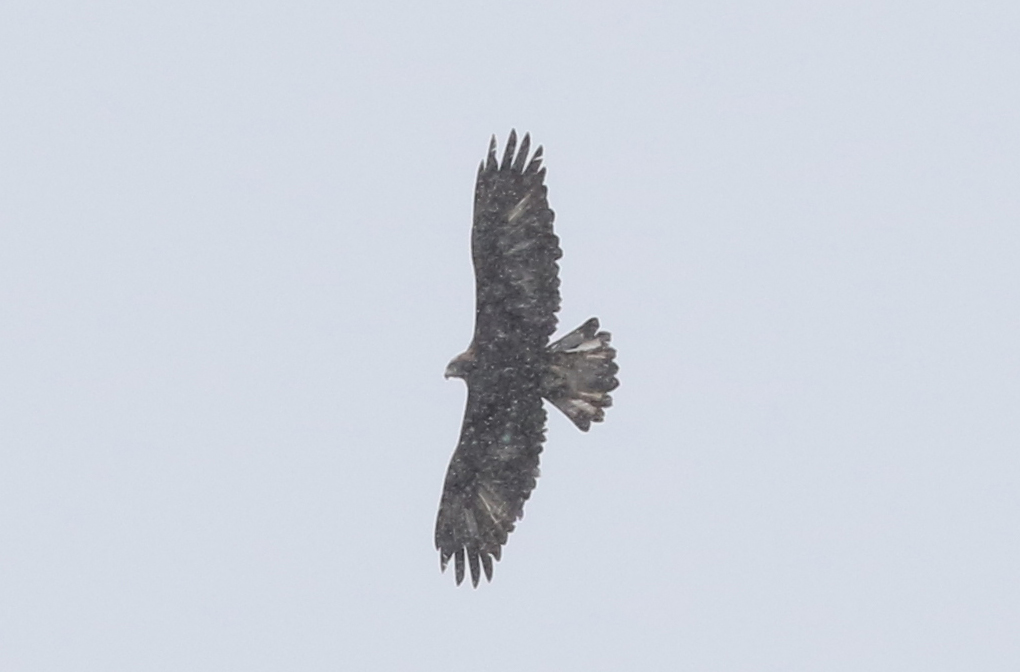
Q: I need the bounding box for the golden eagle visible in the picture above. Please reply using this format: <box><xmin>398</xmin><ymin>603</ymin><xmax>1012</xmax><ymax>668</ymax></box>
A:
<box><xmin>436</xmin><ymin>131</ymin><xmax>619</xmax><ymax>587</ymax></box>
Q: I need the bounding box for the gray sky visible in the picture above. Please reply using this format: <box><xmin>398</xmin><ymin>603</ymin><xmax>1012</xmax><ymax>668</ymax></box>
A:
<box><xmin>2</xmin><ymin>2</ymin><xmax>1018</xmax><ymax>670</ymax></box>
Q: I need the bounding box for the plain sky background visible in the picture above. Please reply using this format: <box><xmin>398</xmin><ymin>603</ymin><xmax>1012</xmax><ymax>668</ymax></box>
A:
<box><xmin>1</xmin><ymin>1</ymin><xmax>1018</xmax><ymax>670</ymax></box>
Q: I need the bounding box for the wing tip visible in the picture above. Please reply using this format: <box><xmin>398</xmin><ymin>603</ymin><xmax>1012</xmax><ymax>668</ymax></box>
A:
<box><xmin>481</xmin><ymin>553</ymin><xmax>494</xmax><ymax>582</ymax></box>
<box><xmin>438</xmin><ymin>544</ymin><xmax>500</xmax><ymax>587</ymax></box>
<box><xmin>485</xmin><ymin>135</ymin><xmax>498</xmax><ymax>171</ymax></box>
<box><xmin>455</xmin><ymin>547</ymin><xmax>466</xmax><ymax>585</ymax></box>
<box><xmin>468</xmin><ymin>551</ymin><xmax>482</xmax><ymax>587</ymax></box>
<box><xmin>480</xmin><ymin>131</ymin><xmax>546</xmax><ymax>178</ymax></box>
<box><xmin>501</xmin><ymin>129</ymin><xmax>518</xmax><ymax>170</ymax></box>
<box><xmin>512</xmin><ymin>132</ymin><xmax>531</xmax><ymax>172</ymax></box>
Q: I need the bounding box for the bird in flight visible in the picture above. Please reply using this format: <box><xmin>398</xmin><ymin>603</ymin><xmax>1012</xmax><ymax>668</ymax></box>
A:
<box><xmin>436</xmin><ymin>130</ymin><xmax>619</xmax><ymax>587</ymax></box>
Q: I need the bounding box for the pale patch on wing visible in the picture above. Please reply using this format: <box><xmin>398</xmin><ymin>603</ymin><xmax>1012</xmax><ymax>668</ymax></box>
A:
<box><xmin>567</xmin><ymin>398</ymin><xmax>597</xmax><ymax>415</ymax></box>
<box><xmin>477</xmin><ymin>485</ymin><xmax>507</xmax><ymax>525</ymax></box>
<box><xmin>561</xmin><ymin>337</ymin><xmax>605</xmax><ymax>353</ymax></box>
<box><xmin>507</xmin><ymin>193</ymin><xmax>532</xmax><ymax>223</ymax></box>
<box><xmin>507</xmin><ymin>238</ymin><xmax>536</xmax><ymax>255</ymax></box>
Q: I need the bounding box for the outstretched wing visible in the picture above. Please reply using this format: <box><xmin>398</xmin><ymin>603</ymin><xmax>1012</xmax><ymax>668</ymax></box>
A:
<box><xmin>435</xmin><ymin>376</ymin><xmax>546</xmax><ymax>586</ymax></box>
<box><xmin>470</xmin><ymin>130</ymin><xmax>562</xmax><ymax>361</ymax></box>
<box><xmin>435</xmin><ymin>131</ymin><xmax>563</xmax><ymax>586</ymax></box>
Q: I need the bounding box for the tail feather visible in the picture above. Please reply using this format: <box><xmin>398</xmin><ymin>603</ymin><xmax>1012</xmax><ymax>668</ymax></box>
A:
<box><xmin>543</xmin><ymin>318</ymin><xmax>619</xmax><ymax>431</ymax></box>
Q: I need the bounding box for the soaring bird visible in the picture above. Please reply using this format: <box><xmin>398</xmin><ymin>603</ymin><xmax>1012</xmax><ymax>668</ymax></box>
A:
<box><xmin>436</xmin><ymin>131</ymin><xmax>619</xmax><ymax>587</ymax></box>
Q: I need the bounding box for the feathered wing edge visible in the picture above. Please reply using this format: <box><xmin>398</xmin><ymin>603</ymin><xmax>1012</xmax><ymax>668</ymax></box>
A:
<box><xmin>435</xmin><ymin>389</ymin><xmax>545</xmax><ymax>587</ymax></box>
<box><xmin>438</xmin><ymin>525</ymin><xmax>503</xmax><ymax>588</ymax></box>
<box><xmin>471</xmin><ymin>129</ymin><xmax>560</xmax><ymax>350</ymax></box>
<box><xmin>479</xmin><ymin>129</ymin><xmax>544</xmax><ymax>180</ymax></box>
<box><xmin>436</xmin><ymin>478</ymin><xmax>508</xmax><ymax>588</ymax></box>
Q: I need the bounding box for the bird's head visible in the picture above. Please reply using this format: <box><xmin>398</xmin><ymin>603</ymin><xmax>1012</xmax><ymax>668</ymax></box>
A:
<box><xmin>444</xmin><ymin>347</ymin><xmax>476</xmax><ymax>380</ymax></box>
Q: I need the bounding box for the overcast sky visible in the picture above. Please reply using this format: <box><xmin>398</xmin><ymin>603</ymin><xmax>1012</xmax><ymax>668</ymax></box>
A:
<box><xmin>1</xmin><ymin>2</ymin><xmax>1018</xmax><ymax>670</ymax></box>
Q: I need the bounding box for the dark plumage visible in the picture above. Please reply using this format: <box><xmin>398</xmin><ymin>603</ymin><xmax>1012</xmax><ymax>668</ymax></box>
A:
<box><xmin>436</xmin><ymin>131</ymin><xmax>619</xmax><ymax>587</ymax></box>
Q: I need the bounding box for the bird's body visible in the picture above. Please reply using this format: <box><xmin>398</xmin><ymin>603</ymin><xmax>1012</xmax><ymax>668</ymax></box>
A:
<box><xmin>436</xmin><ymin>131</ymin><xmax>618</xmax><ymax>587</ymax></box>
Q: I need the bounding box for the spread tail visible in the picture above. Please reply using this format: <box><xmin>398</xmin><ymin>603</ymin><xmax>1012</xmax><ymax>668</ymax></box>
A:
<box><xmin>543</xmin><ymin>318</ymin><xmax>619</xmax><ymax>431</ymax></box>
